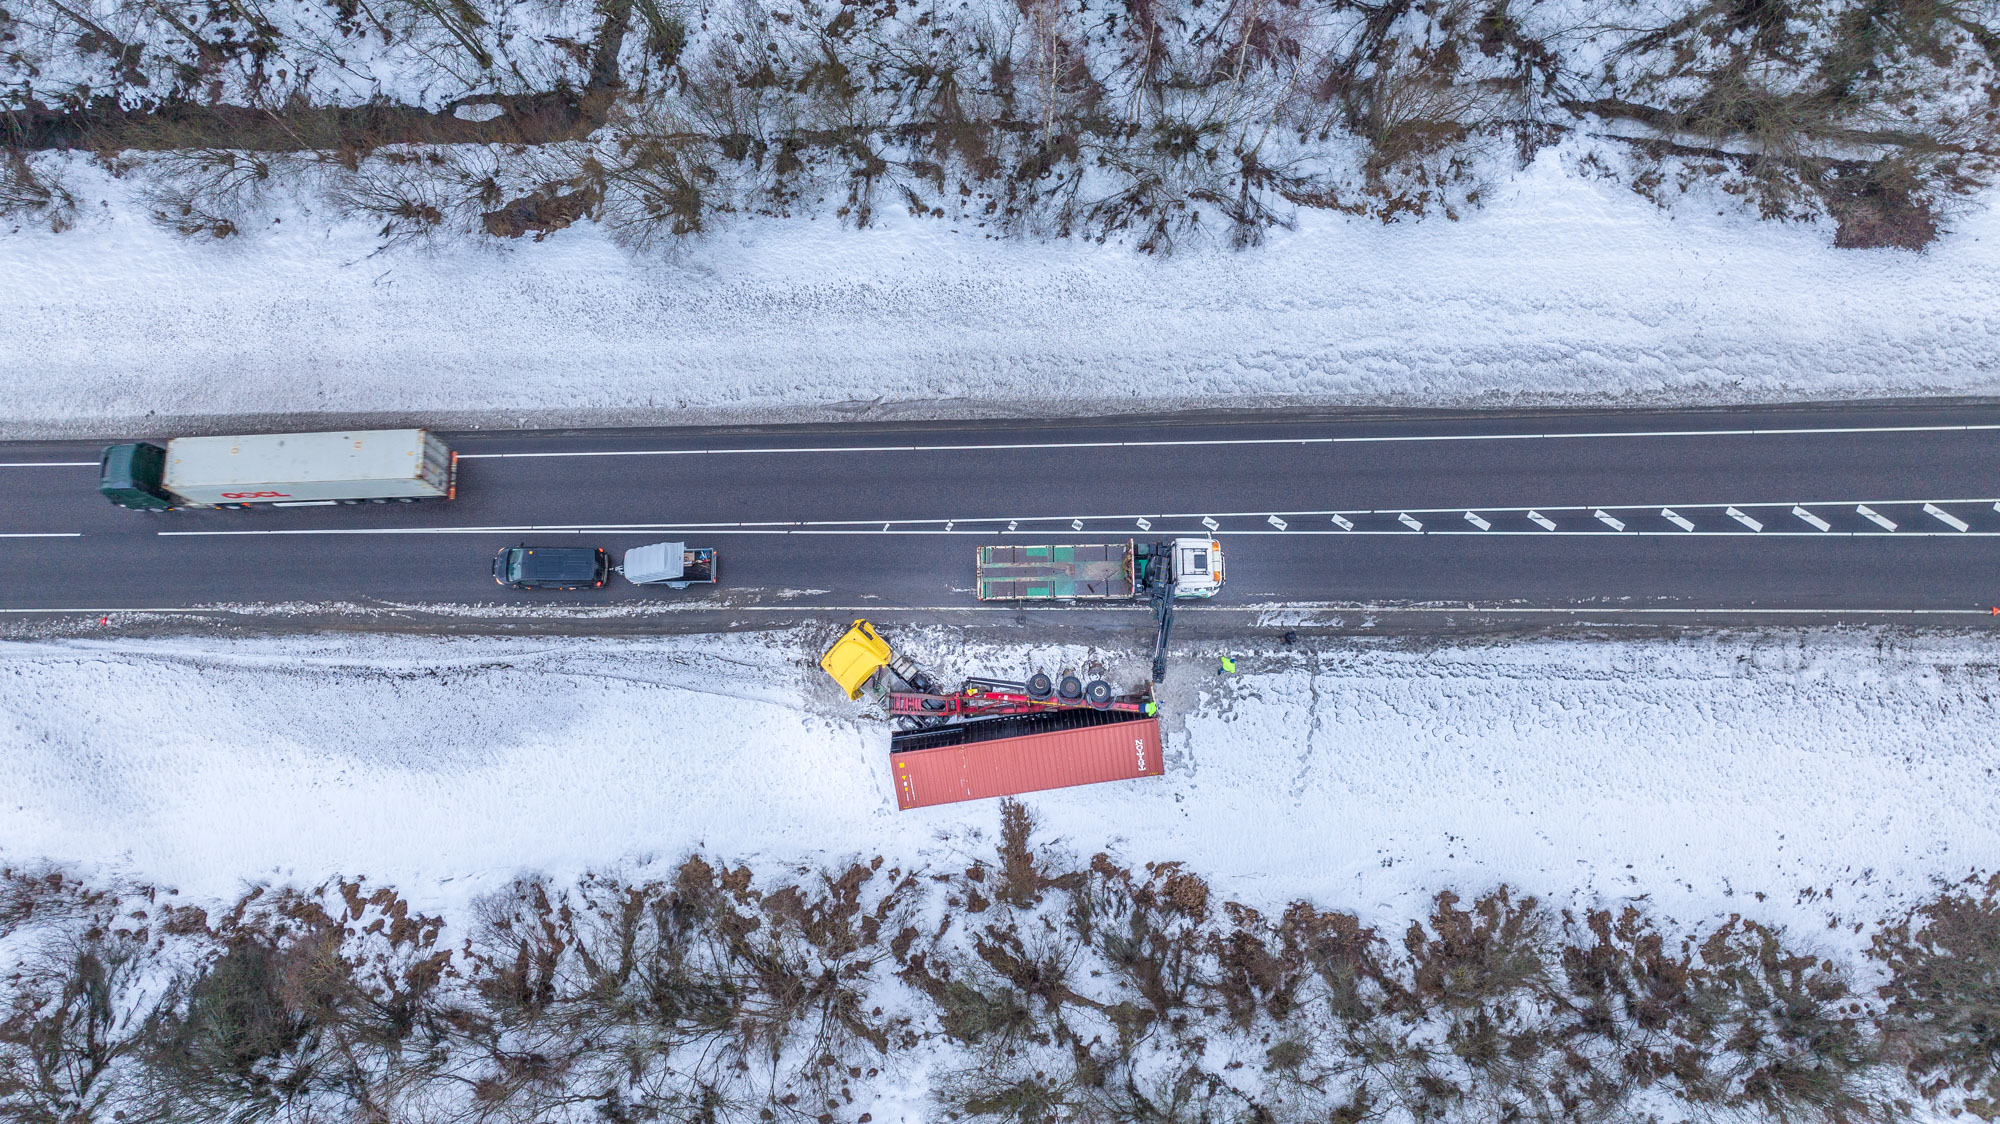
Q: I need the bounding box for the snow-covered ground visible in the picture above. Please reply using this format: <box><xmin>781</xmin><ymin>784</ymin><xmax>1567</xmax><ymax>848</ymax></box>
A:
<box><xmin>3</xmin><ymin>627</ymin><xmax>1994</xmax><ymax>950</ymax></box>
<box><xmin>3</xmin><ymin>145</ymin><xmax>1997</xmax><ymax>439</ymax></box>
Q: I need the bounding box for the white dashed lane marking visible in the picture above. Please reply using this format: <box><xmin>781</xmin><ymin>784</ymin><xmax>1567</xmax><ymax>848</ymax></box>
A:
<box><xmin>147</xmin><ymin>498</ymin><xmax>2000</xmax><ymax>538</ymax></box>
<box><xmin>1925</xmin><ymin>503</ymin><xmax>1971</xmax><ymax>532</ymax></box>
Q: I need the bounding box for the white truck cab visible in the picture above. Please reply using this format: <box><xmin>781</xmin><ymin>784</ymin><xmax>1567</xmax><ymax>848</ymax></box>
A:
<box><xmin>1170</xmin><ymin>538</ymin><xmax>1225</xmax><ymax>597</ymax></box>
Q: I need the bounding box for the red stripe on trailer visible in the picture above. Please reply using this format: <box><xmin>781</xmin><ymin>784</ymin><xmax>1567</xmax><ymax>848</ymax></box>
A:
<box><xmin>892</xmin><ymin>717</ymin><xmax>1164</xmax><ymax>810</ymax></box>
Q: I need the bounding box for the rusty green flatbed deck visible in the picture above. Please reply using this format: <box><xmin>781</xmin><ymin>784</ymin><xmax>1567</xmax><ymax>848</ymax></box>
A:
<box><xmin>975</xmin><ymin>542</ymin><xmax>1138</xmax><ymax>600</ymax></box>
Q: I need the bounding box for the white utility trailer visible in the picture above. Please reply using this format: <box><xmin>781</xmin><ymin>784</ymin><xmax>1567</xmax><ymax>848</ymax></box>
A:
<box><xmin>620</xmin><ymin>542</ymin><xmax>718</xmax><ymax>589</ymax></box>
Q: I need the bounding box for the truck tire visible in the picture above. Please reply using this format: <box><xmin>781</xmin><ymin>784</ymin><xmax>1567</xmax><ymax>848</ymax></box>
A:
<box><xmin>1026</xmin><ymin>672</ymin><xmax>1053</xmax><ymax>701</ymax></box>
<box><xmin>1084</xmin><ymin>680</ymin><xmax>1113</xmax><ymax>709</ymax></box>
<box><xmin>1058</xmin><ymin>675</ymin><xmax>1083</xmax><ymax>701</ymax></box>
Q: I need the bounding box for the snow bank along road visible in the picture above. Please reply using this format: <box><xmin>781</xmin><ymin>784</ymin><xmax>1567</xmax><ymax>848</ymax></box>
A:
<box><xmin>2</xmin><ymin>630</ymin><xmax>1996</xmax><ymax>937</ymax></box>
<box><xmin>2</xmin><ymin>404</ymin><xmax>1998</xmax><ymax>614</ymax></box>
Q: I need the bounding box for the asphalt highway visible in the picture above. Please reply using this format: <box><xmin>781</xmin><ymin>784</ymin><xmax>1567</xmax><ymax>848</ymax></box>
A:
<box><xmin>1</xmin><ymin>404</ymin><xmax>1997</xmax><ymax>615</ymax></box>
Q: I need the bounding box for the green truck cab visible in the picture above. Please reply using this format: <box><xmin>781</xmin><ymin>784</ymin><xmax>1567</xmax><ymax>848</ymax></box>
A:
<box><xmin>98</xmin><ymin>443</ymin><xmax>175</xmax><ymax>510</ymax></box>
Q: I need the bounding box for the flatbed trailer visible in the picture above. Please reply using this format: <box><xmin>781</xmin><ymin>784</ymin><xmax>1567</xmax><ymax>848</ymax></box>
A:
<box><xmin>975</xmin><ymin>538</ymin><xmax>1225</xmax><ymax>681</ymax></box>
<box><xmin>975</xmin><ymin>539</ymin><xmax>1222</xmax><ymax>602</ymax></box>
<box><xmin>976</xmin><ymin>543</ymin><xmax>1140</xmax><ymax>599</ymax></box>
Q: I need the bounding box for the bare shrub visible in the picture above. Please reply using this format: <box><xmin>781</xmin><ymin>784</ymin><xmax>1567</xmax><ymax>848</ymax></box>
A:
<box><xmin>1873</xmin><ymin>874</ymin><xmax>2000</xmax><ymax>1112</ymax></box>
<box><xmin>141</xmin><ymin>149</ymin><xmax>292</xmax><ymax>237</ymax></box>
<box><xmin>939</xmin><ymin>1062</ymin><xmax>1081</xmax><ymax>1123</ymax></box>
<box><xmin>0</xmin><ymin>867</ymin><xmax>116</xmax><ymax>936</ymax></box>
<box><xmin>0</xmin><ymin>932</ymin><xmax>154</xmax><ymax>1124</ymax></box>
<box><xmin>1822</xmin><ymin>158</ymin><xmax>1942</xmax><ymax>250</ymax></box>
<box><xmin>630</xmin><ymin>0</ymin><xmax>689</xmax><ymax>68</ymax></box>
<box><xmin>1690</xmin><ymin>917</ymin><xmax>1887</xmax><ymax>1121</ymax></box>
<box><xmin>324</xmin><ymin>151</ymin><xmax>467</xmax><ymax>246</ymax></box>
<box><xmin>1</xmin><ymin>832</ymin><xmax>1988</xmax><ymax>1123</ymax></box>
<box><xmin>1584</xmin><ymin>0</ymin><xmax>2000</xmax><ymax>243</ymax></box>
<box><xmin>1402</xmin><ymin>888</ymin><xmax>1552</xmax><ymax>1012</ymax></box>
<box><xmin>0</xmin><ymin>152</ymin><xmax>80</xmax><ymax>232</ymax></box>
<box><xmin>995</xmin><ymin>799</ymin><xmax>1049</xmax><ymax>910</ymax></box>
<box><xmin>135</xmin><ymin>883</ymin><xmax>452</xmax><ymax>1122</ymax></box>
<box><xmin>455</xmin><ymin>857</ymin><xmax>915</xmax><ymax>1120</ymax></box>
<box><xmin>597</xmin><ymin>116</ymin><xmax>722</xmax><ymax>245</ymax></box>
<box><xmin>1350</xmin><ymin>59</ymin><xmax>1506</xmax><ymax>211</ymax></box>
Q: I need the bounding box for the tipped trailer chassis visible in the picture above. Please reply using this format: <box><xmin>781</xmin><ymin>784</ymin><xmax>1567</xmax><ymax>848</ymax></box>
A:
<box><xmin>975</xmin><ymin>539</ymin><xmax>1225</xmax><ymax>681</ymax></box>
<box><xmin>888</xmin><ymin>675</ymin><xmax>1153</xmax><ymax>722</ymax></box>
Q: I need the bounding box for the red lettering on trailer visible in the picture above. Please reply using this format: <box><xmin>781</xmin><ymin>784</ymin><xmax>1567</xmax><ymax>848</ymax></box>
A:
<box><xmin>218</xmin><ymin>491</ymin><xmax>291</xmax><ymax>499</ymax></box>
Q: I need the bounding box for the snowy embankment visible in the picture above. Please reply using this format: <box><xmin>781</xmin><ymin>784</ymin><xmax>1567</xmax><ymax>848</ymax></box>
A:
<box><xmin>3</xmin><ymin>626</ymin><xmax>1994</xmax><ymax>944</ymax></box>
<box><xmin>2</xmin><ymin>147</ymin><xmax>1998</xmax><ymax>439</ymax></box>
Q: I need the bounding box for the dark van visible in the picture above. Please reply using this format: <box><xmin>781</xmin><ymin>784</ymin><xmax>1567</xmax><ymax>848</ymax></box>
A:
<box><xmin>492</xmin><ymin>546</ymin><xmax>610</xmax><ymax>590</ymax></box>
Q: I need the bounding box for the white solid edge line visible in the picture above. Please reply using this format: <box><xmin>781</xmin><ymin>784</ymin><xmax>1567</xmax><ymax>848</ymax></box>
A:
<box><xmin>157</xmin><ymin>527</ymin><xmax>2000</xmax><ymax>538</ymax></box>
<box><xmin>0</xmin><ymin>462</ymin><xmax>96</xmax><ymax>468</ymax></box>
<box><xmin>2</xmin><ymin>604</ymin><xmax>1989</xmax><ymax>616</ymax></box>
<box><xmin>0</xmin><ymin>607</ymin><xmax>230</xmax><ymax>613</ymax></box>
<box><xmin>452</xmin><ymin>423</ymin><xmax>2000</xmax><ymax>459</ymax></box>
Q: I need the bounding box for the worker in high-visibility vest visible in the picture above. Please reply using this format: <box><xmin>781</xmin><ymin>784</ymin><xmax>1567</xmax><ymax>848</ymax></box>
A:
<box><xmin>1217</xmin><ymin>654</ymin><xmax>1237</xmax><ymax>676</ymax></box>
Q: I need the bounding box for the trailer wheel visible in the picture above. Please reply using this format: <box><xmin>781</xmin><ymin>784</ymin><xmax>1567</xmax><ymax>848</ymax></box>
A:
<box><xmin>396</xmin><ymin>497</ymin><xmax>418</xmax><ymax>503</ymax></box>
<box><xmin>1084</xmin><ymin>680</ymin><xmax>1113</xmax><ymax>709</ymax></box>
<box><xmin>1058</xmin><ymin>675</ymin><xmax>1084</xmax><ymax>701</ymax></box>
<box><xmin>1026</xmin><ymin>672</ymin><xmax>1054</xmax><ymax>701</ymax></box>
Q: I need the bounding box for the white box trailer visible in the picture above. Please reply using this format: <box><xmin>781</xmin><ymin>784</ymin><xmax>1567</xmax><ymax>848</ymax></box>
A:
<box><xmin>99</xmin><ymin>429</ymin><xmax>457</xmax><ymax>509</ymax></box>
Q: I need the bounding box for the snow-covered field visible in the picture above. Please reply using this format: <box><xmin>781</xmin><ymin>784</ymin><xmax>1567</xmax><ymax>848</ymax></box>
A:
<box><xmin>3</xmin><ymin>626</ymin><xmax>1994</xmax><ymax>948</ymax></box>
<box><xmin>3</xmin><ymin>146</ymin><xmax>1998</xmax><ymax>439</ymax></box>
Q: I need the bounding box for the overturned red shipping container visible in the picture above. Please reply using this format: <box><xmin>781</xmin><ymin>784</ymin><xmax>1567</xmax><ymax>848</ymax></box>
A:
<box><xmin>889</xmin><ymin>709</ymin><xmax>1165</xmax><ymax>810</ymax></box>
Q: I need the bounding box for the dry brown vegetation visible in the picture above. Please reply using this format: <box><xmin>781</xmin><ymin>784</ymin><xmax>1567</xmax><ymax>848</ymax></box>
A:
<box><xmin>3</xmin><ymin>0</ymin><xmax>1995</xmax><ymax>248</ymax></box>
<box><xmin>2</xmin><ymin>812</ymin><xmax>1998</xmax><ymax>1122</ymax></box>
